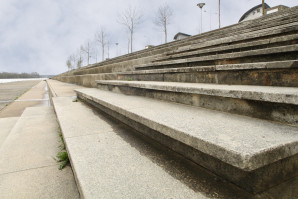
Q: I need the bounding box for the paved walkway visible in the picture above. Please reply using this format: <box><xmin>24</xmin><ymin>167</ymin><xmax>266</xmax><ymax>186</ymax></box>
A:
<box><xmin>0</xmin><ymin>79</ymin><xmax>80</xmax><ymax>198</ymax></box>
<box><xmin>0</xmin><ymin>80</ymin><xmax>50</xmax><ymax>118</ymax></box>
<box><xmin>0</xmin><ymin>107</ymin><xmax>79</xmax><ymax>199</ymax></box>
<box><xmin>47</xmin><ymin>79</ymin><xmax>83</xmax><ymax>97</ymax></box>
<box><xmin>0</xmin><ymin>80</ymin><xmax>40</xmax><ymax>111</ymax></box>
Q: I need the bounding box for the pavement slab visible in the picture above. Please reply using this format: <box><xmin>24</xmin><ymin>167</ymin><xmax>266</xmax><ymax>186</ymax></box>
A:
<box><xmin>0</xmin><ymin>106</ymin><xmax>80</xmax><ymax>199</ymax></box>
<box><xmin>0</xmin><ymin>117</ymin><xmax>19</xmax><ymax>148</ymax></box>
<box><xmin>0</xmin><ymin>165</ymin><xmax>79</xmax><ymax>199</ymax></box>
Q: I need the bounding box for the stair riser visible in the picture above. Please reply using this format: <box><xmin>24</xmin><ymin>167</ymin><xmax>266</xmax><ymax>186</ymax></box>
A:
<box><xmin>118</xmin><ymin>68</ymin><xmax>298</xmax><ymax>87</ymax></box>
<box><xmin>163</xmin><ymin>38</ymin><xmax>298</xmax><ymax>62</ymax></box>
<box><xmin>77</xmin><ymin>93</ymin><xmax>298</xmax><ymax>194</ymax></box>
<box><xmin>138</xmin><ymin>51</ymin><xmax>298</xmax><ymax>70</ymax></box>
<box><xmin>97</xmin><ymin>84</ymin><xmax>298</xmax><ymax>126</ymax></box>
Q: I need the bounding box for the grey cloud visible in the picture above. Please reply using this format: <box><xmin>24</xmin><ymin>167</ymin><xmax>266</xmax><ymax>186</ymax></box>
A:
<box><xmin>0</xmin><ymin>0</ymin><xmax>296</xmax><ymax>75</ymax></box>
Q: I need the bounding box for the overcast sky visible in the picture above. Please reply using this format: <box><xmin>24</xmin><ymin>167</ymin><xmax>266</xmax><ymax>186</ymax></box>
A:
<box><xmin>0</xmin><ymin>0</ymin><xmax>297</xmax><ymax>75</ymax></box>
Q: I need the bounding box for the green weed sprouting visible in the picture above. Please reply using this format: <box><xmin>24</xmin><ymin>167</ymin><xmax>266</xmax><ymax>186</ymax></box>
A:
<box><xmin>56</xmin><ymin>151</ymin><xmax>69</xmax><ymax>170</ymax></box>
<box><xmin>55</xmin><ymin>131</ymin><xmax>69</xmax><ymax>170</ymax></box>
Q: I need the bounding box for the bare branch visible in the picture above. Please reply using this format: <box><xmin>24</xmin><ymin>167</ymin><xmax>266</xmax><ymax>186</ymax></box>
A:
<box><xmin>118</xmin><ymin>5</ymin><xmax>142</xmax><ymax>53</ymax></box>
<box><xmin>154</xmin><ymin>3</ymin><xmax>173</xmax><ymax>43</ymax></box>
<box><xmin>95</xmin><ymin>26</ymin><xmax>108</xmax><ymax>61</ymax></box>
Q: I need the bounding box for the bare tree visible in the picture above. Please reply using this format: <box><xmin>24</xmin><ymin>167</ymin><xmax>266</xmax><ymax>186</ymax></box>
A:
<box><xmin>95</xmin><ymin>27</ymin><xmax>107</xmax><ymax>61</ymax></box>
<box><xmin>66</xmin><ymin>59</ymin><xmax>72</xmax><ymax>71</ymax></box>
<box><xmin>76</xmin><ymin>49</ymin><xmax>83</xmax><ymax>68</ymax></box>
<box><xmin>154</xmin><ymin>3</ymin><xmax>173</xmax><ymax>43</ymax></box>
<box><xmin>80</xmin><ymin>41</ymin><xmax>92</xmax><ymax>65</ymax></box>
<box><xmin>118</xmin><ymin>6</ymin><xmax>142</xmax><ymax>53</ymax></box>
<box><xmin>66</xmin><ymin>54</ymin><xmax>76</xmax><ymax>70</ymax></box>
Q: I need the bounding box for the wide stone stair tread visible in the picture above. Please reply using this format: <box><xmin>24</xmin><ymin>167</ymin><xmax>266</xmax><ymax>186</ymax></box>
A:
<box><xmin>136</xmin><ymin>44</ymin><xmax>298</xmax><ymax>70</ymax></box>
<box><xmin>75</xmin><ymin>88</ymin><xmax>298</xmax><ymax>171</ymax></box>
<box><xmin>96</xmin><ymin>80</ymin><xmax>298</xmax><ymax>105</ymax></box>
<box><xmin>52</xmin><ymin>97</ymin><xmax>210</xmax><ymax>199</ymax></box>
<box><xmin>91</xmin><ymin>60</ymin><xmax>298</xmax><ymax>79</ymax></box>
<box><xmin>158</xmin><ymin>33</ymin><xmax>298</xmax><ymax>61</ymax></box>
<box><xmin>117</xmin><ymin>60</ymin><xmax>298</xmax><ymax>75</ymax></box>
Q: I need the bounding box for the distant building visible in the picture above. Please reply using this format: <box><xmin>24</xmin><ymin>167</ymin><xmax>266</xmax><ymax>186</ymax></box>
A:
<box><xmin>266</xmin><ymin>5</ymin><xmax>289</xmax><ymax>15</ymax></box>
<box><xmin>174</xmin><ymin>32</ymin><xmax>191</xmax><ymax>41</ymax></box>
<box><xmin>239</xmin><ymin>4</ymin><xmax>289</xmax><ymax>23</ymax></box>
<box><xmin>145</xmin><ymin>45</ymin><xmax>154</xmax><ymax>49</ymax></box>
<box><xmin>239</xmin><ymin>3</ymin><xmax>270</xmax><ymax>22</ymax></box>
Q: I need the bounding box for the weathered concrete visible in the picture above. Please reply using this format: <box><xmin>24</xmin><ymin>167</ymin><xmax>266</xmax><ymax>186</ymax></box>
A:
<box><xmin>157</xmin><ymin>33</ymin><xmax>298</xmax><ymax>61</ymax></box>
<box><xmin>0</xmin><ymin>81</ymin><xmax>50</xmax><ymax>118</ymax></box>
<box><xmin>97</xmin><ymin>80</ymin><xmax>298</xmax><ymax>105</ymax></box>
<box><xmin>0</xmin><ymin>106</ymin><xmax>79</xmax><ymax>198</ymax></box>
<box><xmin>136</xmin><ymin>44</ymin><xmax>298</xmax><ymax>70</ymax></box>
<box><xmin>97</xmin><ymin>80</ymin><xmax>298</xmax><ymax>125</ymax></box>
<box><xmin>51</xmin><ymin>96</ymin><xmax>258</xmax><ymax>199</ymax></box>
<box><xmin>0</xmin><ymin>80</ymin><xmax>40</xmax><ymax>111</ymax></box>
<box><xmin>47</xmin><ymin>79</ymin><xmax>83</xmax><ymax>97</ymax></box>
<box><xmin>76</xmin><ymin>88</ymin><xmax>298</xmax><ymax>193</ymax></box>
<box><xmin>0</xmin><ymin>165</ymin><xmax>79</xmax><ymax>199</ymax></box>
<box><xmin>0</xmin><ymin>117</ymin><xmax>18</xmax><ymax>148</ymax></box>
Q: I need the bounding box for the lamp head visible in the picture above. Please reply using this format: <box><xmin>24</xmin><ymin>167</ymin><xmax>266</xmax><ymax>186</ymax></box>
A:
<box><xmin>197</xmin><ymin>3</ymin><xmax>205</xmax><ymax>8</ymax></box>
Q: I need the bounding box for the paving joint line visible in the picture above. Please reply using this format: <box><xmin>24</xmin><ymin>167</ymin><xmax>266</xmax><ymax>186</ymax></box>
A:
<box><xmin>0</xmin><ymin>163</ymin><xmax>60</xmax><ymax>176</ymax></box>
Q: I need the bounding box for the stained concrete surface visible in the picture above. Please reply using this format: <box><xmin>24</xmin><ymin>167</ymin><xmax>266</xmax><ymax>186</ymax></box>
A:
<box><xmin>0</xmin><ymin>80</ymin><xmax>40</xmax><ymax>111</ymax></box>
<box><xmin>0</xmin><ymin>80</ymin><xmax>50</xmax><ymax>118</ymax></box>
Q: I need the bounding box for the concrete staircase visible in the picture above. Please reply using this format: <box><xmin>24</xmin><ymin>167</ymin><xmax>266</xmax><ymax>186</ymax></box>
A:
<box><xmin>52</xmin><ymin>6</ymin><xmax>298</xmax><ymax>198</ymax></box>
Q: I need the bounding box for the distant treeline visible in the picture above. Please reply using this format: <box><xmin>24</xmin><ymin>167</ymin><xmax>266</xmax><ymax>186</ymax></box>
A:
<box><xmin>0</xmin><ymin>72</ymin><xmax>41</xmax><ymax>79</ymax></box>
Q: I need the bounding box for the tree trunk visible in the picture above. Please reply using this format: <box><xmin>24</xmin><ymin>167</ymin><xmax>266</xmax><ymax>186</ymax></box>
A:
<box><xmin>165</xmin><ymin>23</ymin><xmax>167</xmax><ymax>43</ymax></box>
<box><xmin>131</xmin><ymin>30</ymin><xmax>133</xmax><ymax>53</ymax></box>
<box><xmin>102</xmin><ymin>43</ymin><xmax>104</xmax><ymax>61</ymax></box>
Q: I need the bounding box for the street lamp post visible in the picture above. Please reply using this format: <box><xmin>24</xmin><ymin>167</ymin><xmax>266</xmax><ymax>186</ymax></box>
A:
<box><xmin>262</xmin><ymin>0</ymin><xmax>265</xmax><ymax>15</ymax></box>
<box><xmin>197</xmin><ymin>3</ymin><xmax>205</xmax><ymax>34</ymax></box>
<box><xmin>219</xmin><ymin>0</ymin><xmax>221</xmax><ymax>28</ymax></box>
<box><xmin>115</xmin><ymin>43</ymin><xmax>119</xmax><ymax>57</ymax></box>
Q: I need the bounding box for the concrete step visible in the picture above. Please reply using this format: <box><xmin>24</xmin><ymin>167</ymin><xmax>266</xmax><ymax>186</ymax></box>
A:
<box><xmin>0</xmin><ymin>107</ymin><xmax>79</xmax><ymax>198</ymax></box>
<box><xmin>156</xmin><ymin>33</ymin><xmax>298</xmax><ymax>62</ymax></box>
<box><xmin>77</xmin><ymin>16</ymin><xmax>298</xmax><ymax>77</ymax></box>
<box><xmin>55</xmin><ymin>60</ymin><xmax>298</xmax><ymax>88</ymax></box>
<box><xmin>96</xmin><ymin>80</ymin><xmax>298</xmax><ymax>126</ymax></box>
<box><xmin>136</xmin><ymin>44</ymin><xmax>298</xmax><ymax>71</ymax></box>
<box><xmin>52</xmin><ymin>96</ymin><xmax>244</xmax><ymax>199</ymax></box>
<box><xmin>72</xmin><ymin>20</ymin><xmax>298</xmax><ymax>77</ymax></box>
<box><xmin>0</xmin><ymin>117</ymin><xmax>19</xmax><ymax>148</ymax></box>
<box><xmin>61</xmin><ymin>7</ymin><xmax>298</xmax><ymax>78</ymax></box>
<box><xmin>75</xmin><ymin>88</ymin><xmax>298</xmax><ymax>194</ymax></box>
